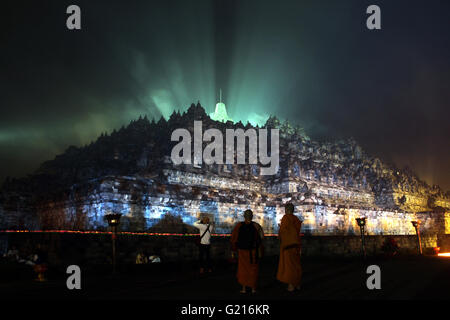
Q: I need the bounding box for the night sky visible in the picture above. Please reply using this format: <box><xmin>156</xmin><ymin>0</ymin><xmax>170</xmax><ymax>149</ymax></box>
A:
<box><xmin>1</xmin><ymin>0</ymin><xmax>449</xmax><ymax>190</ymax></box>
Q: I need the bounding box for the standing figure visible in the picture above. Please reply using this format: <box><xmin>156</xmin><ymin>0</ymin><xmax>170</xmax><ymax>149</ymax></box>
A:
<box><xmin>231</xmin><ymin>209</ymin><xmax>264</xmax><ymax>294</ymax></box>
<box><xmin>277</xmin><ymin>203</ymin><xmax>302</xmax><ymax>291</ymax></box>
<box><xmin>194</xmin><ymin>216</ymin><xmax>213</xmax><ymax>274</ymax></box>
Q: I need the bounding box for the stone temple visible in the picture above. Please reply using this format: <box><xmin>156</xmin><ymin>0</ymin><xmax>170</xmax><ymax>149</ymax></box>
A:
<box><xmin>0</xmin><ymin>102</ymin><xmax>449</xmax><ymax>236</ymax></box>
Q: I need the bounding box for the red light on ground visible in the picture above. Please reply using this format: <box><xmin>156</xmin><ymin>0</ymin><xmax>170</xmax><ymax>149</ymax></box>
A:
<box><xmin>0</xmin><ymin>230</ymin><xmax>280</xmax><ymax>237</ymax></box>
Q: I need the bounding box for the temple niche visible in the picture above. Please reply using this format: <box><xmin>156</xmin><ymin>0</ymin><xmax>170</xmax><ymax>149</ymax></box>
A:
<box><xmin>0</xmin><ymin>101</ymin><xmax>449</xmax><ymax>236</ymax></box>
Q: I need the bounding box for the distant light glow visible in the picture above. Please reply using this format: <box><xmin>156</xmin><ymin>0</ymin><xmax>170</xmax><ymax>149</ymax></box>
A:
<box><xmin>438</xmin><ymin>253</ymin><xmax>450</xmax><ymax>257</ymax></box>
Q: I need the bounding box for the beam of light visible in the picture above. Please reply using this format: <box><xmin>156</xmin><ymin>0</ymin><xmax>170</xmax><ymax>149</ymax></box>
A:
<box><xmin>224</xmin><ymin>1</ymin><xmax>310</xmax><ymax>127</ymax></box>
<box><xmin>438</xmin><ymin>253</ymin><xmax>450</xmax><ymax>257</ymax></box>
<box><xmin>124</xmin><ymin>1</ymin><xmax>295</xmax><ymax>128</ymax></box>
<box><xmin>126</xmin><ymin>1</ymin><xmax>217</xmax><ymax>121</ymax></box>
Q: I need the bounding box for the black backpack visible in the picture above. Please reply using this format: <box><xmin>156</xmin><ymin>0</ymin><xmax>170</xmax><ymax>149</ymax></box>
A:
<box><xmin>237</xmin><ymin>222</ymin><xmax>261</xmax><ymax>250</ymax></box>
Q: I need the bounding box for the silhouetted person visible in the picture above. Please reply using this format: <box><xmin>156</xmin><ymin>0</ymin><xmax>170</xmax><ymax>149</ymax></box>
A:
<box><xmin>231</xmin><ymin>209</ymin><xmax>264</xmax><ymax>294</ymax></box>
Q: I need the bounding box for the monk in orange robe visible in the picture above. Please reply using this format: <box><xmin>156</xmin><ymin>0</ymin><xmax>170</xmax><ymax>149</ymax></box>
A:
<box><xmin>231</xmin><ymin>209</ymin><xmax>264</xmax><ymax>294</ymax></box>
<box><xmin>277</xmin><ymin>203</ymin><xmax>302</xmax><ymax>291</ymax></box>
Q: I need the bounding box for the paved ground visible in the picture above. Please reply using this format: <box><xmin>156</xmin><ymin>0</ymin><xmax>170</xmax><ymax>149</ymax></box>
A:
<box><xmin>1</xmin><ymin>255</ymin><xmax>450</xmax><ymax>300</ymax></box>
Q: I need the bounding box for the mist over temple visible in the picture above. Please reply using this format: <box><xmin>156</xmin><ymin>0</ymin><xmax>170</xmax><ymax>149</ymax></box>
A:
<box><xmin>0</xmin><ymin>102</ymin><xmax>448</xmax><ymax>235</ymax></box>
<box><xmin>2</xmin><ymin>0</ymin><xmax>450</xmax><ymax>303</ymax></box>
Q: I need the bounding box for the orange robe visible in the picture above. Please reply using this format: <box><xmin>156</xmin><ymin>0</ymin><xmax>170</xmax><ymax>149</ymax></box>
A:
<box><xmin>231</xmin><ymin>222</ymin><xmax>264</xmax><ymax>288</ymax></box>
<box><xmin>276</xmin><ymin>214</ymin><xmax>302</xmax><ymax>286</ymax></box>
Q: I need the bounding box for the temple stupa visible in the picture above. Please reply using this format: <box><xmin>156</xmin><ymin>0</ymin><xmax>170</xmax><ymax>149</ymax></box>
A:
<box><xmin>210</xmin><ymin>89</ymin><xmax>232</xmax><ymax>123</ymax></box>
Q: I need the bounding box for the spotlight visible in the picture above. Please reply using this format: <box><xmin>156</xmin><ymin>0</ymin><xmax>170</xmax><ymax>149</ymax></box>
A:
<box><xmin>105</xmin><ymin>213</ymin><xmax>122</xmax><ymax>227</ymax></box>
<box><xmin>356</xmin><ymin>217</ymin><xmax>366</xmax><ymax>227</ymax></box>
<box><xmin>355</xmin><ymin>217</ymin><xmax>367</xmax><ymax>259</ymax></box>
<box><xmin>105</xmin><ymin>213</ymin><xmax>122</xmax><ymax>273</ymax></box>
<box><xmin>411</xmin><ymin>220</ymin><xmax>422</xmax><ymax>255</ymax></box>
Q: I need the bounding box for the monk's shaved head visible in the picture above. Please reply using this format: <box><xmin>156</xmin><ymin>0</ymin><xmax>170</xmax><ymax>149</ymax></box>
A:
<box><xmin>244</xmin><ymin>209</ymin><xmax>253</xmax><ymax>221</ymax></box>
<box><xmin>285</xmin><ymin>203</ymin><xmax>294</xmax><ymax>214</ymax></box>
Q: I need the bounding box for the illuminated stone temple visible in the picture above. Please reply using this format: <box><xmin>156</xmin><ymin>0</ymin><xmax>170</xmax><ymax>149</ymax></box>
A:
<box><xmin>0</xmin><ymin>102</ymin><xmax>449</xmax><ymax>238</ymax></box>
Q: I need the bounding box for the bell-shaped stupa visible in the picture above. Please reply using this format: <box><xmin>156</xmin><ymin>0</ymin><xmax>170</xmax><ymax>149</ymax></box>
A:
<box><xmin>210</xmin><ymin>89</ymin><xmax>232</xmax><ymax>123</ymax></box>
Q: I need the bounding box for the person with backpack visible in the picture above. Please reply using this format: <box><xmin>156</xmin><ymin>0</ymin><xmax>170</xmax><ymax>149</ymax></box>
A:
<box><xmin>277</xmin><ymin>203</ymin><xmax>303</xmax><ymax>292</ymax></box>
<box><xmin>194</xmin><ymin>216</ymin><xmax>213</xmax><ymax>274</ymax></box>
<box><xmin>230</xmin><ymin>209</ymin><xmax>264</xmax><ymax>294</ymax></box>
